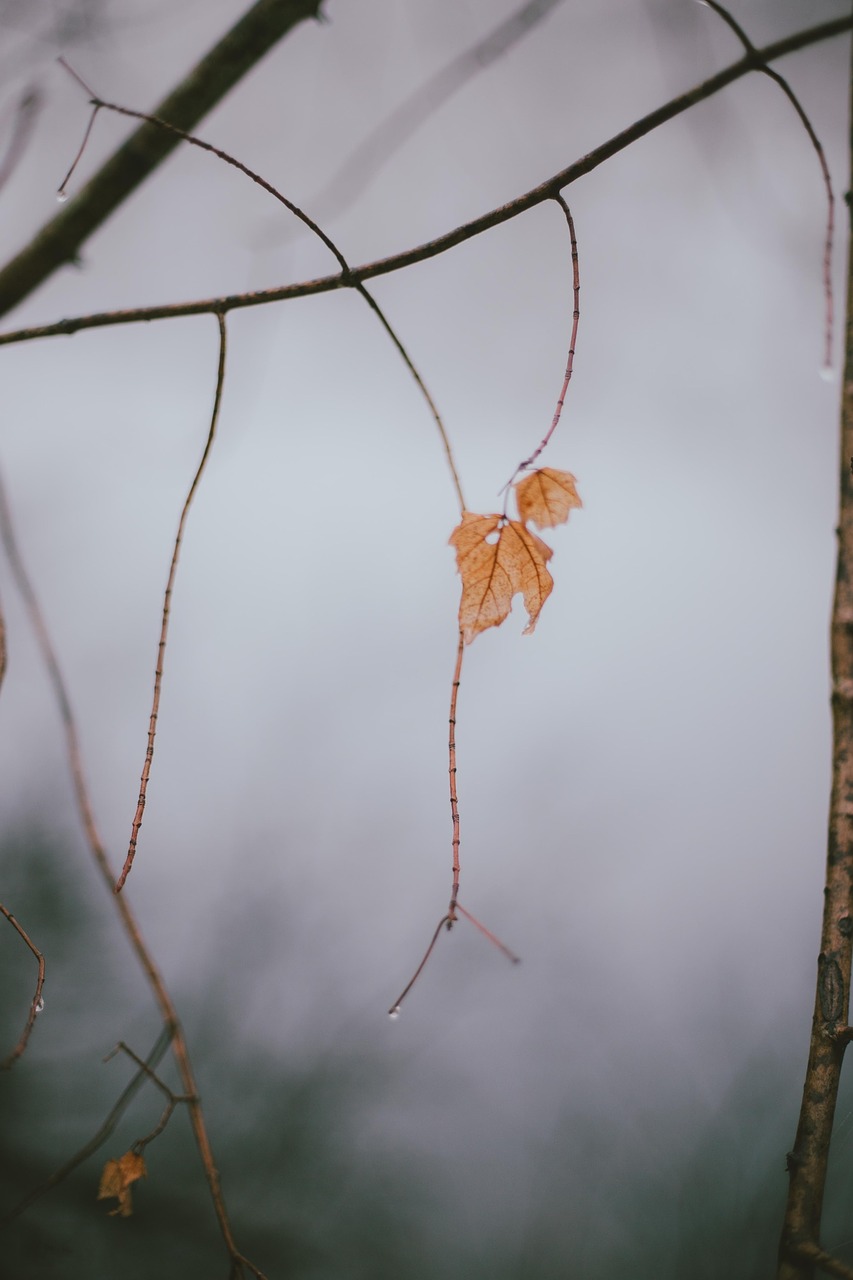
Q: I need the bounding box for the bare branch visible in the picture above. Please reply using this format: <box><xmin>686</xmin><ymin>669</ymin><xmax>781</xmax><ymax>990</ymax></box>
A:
<box><xmin>0</xmin><ymin>903</ymin><xmax>45</xmax><ymax>1069</ymax></box>
<box><xmin>0</xmin><ymin>460</ymin><xmax>264</xmax><ymax>1272</ymax></box>
<box><xmin>1</xmin><ymin>1029</ymin><xmax>172</xmax><ymax>1221</ymax></box>
<box><xmin>116</xmin><ymin>313</ymin><xmax>227</xmax><ymax>892</ymax></box>
<box><xmin>778</xmin><ymin>30</ymin><xmax>853</xmax><ymax>1280</ymax></box>
<box><xmin>0</xmin><ymin>0</ymin><xmax>324</xmax><ymax>317</ymax></box>
<box><xmin>0</xmin><ymin>15</ymin><xmax>847</xmax><ymax>349</ymax></box>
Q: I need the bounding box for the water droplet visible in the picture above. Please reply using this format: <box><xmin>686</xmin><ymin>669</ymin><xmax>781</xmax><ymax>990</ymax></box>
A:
<box><xmin>34</xmin><ymin>997</ymin><xmax>44</xmax><ymax>1014</ymax></box>
<box><xmin>56</xmin><ymin>191</ymin><xmax>68</xmax><ymax>204</ymax></box>
<box><xmin>820</xmin><ymin>365</ymin><xmax>835</xmax><ymax>383</ymax></box>
<box><xmin>388</xmin><ymin>1006</ymin><xmax>401</xmax><ymax>1021</ymax></box>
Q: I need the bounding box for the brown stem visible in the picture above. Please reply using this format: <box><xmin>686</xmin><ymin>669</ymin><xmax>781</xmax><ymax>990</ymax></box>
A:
<box><xmin>777</xmin><ymin>36</ymin><xmax>853</xmax><ymax>1280</ymax></box>
<box><xmin>0</xmin><ymin>17</ymin><xmax>848</xmax><ymax>348</ymax></box>
<box><xmin>502</xmin><ymin>194</ymin><xmax>579</xmax><ymax>510</ymax></box>
<box><xmin>0</xmin><ymin>452</ymin><xmax>265</xmax><ymax>1275</ymax></box>
<box><xmin>116</xmin><ymin>312</ymin><xmax>227</xmax><ymax>892</ymax></box>
<box><xmin>0</xmin><ymin>903</ymin><xmax>45</xmax><ymax>1069</ymax></box>
<box><xmin>448</xmin><ymin>630</ymin><xmax>464</xmax><ymax>915</ymax></box>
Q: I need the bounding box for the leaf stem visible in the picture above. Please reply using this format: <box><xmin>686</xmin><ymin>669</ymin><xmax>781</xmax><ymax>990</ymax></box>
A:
<box><xmin>501</xmin><ymin>194</ymin><xmax>579</xmax><ymax>512</ymax></box>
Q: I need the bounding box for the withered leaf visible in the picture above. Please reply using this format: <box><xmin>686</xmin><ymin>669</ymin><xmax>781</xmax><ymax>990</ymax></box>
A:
<box><xmin>98</xmin><ymin>1150</ymin><xmax>147</xmax><ymax>1217</ymax></box>
<box><xmin>514</xmin><ymin>467</ymin><xmax>582</xmax><ymax>529</ymax></box>
<box><xmin>449</xmin><ymin>512</ymin><xmax>554</xmax><ymax>644</ymax></box>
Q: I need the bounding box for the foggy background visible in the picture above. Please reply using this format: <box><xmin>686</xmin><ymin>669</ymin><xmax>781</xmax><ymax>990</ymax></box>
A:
<box><xmin>0</xmin><ymin>0</ymin><xmax>850</xmax><ymax>1275</ymax></box>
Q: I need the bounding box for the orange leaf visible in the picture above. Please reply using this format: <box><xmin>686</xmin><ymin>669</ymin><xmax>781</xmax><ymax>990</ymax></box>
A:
<box><xmin>449</xmin><ymin>512</ymin><xmax>554</xmax><ymax>644</ymax></box>
<box><xmin>98</xmin><ymin>1150</ymin><xmax>147</xmax><ymax>1217</ymax></box>
<box><xmin>514</xmin><ymin>467</ymin><xmax>582</xmax><ymax>529</ymax></box>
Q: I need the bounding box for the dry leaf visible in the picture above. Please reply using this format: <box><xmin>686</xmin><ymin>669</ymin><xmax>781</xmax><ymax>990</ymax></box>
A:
<box><xmin>98</xmin><ymin>1150</ymin><xmax>147</xmax><ymax>1217</ymax></box>
<box><xmin>514</xmin><ymin>467</ymin><xmax>582</xmax><ymax>529</ymax></box>
<box><xmin>450</xmin><ymin>512</ymin><xmax>554</xmax><ymax>644</ymax></box>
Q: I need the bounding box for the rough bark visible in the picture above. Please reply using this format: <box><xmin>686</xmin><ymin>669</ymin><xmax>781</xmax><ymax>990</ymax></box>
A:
<box><xmin>778</xmin><ymin>37</ymin><xmax>853</xmax><ymax>1280</ymax></box>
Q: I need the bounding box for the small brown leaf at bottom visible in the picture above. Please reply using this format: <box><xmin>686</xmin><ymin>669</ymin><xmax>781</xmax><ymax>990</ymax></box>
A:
<box><xmin>98</xmin><ymin>1150</ymin><xmax>147</xmax><ymax>1217</ymax></box>
<box><xmin>450</xmin><ymin>512</ymin><xmax>554</xmax><ymax>643</ymax></box>
<box><xmin>514</xmin><ymin>467</ymin><xmax>582</xmax><ymax>529</ymax></box>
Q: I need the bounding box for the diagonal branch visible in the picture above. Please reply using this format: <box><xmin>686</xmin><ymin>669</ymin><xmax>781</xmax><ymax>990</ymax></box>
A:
<box><xmin>0</xmin><ymin>15</ymin><xmax>848</xmax><ymax>349</ymax></box>
<box><xmin>0</xmin><ymin>0</ymin><xmax>324</xmax><ymax>318</ymax></box>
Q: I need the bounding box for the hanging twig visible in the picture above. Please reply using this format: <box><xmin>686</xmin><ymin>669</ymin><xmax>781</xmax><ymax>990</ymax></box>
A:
<box><xmin>0</xmin><ymin>903</ymin><xmax>45</xmax><ymax>1069</ymax></box>
<box><xmin>501</xmin><ymin>194</ymin><xmax>579</xmax><ymax>509</ymax></box>
<box><xmin>699</xmin><ymin>0</ymin><xmax>835</xmax><ymax>367</ymax></box>
<box><xmin>116</xmin><ymin>312</ymin><xmax>227</xmax><ymax>892</ymax></box>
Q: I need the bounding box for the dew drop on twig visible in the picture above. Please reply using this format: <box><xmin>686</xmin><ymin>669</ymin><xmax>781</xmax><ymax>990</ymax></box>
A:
<box><xmin>34</xmin><ymin>997</ymin><xmax>44</xmax><ymax>1014</ymax></box>
<box><xmin>56</xmin><ymin>191</ymin><xmax>68</xmax><ymax>203</ymax></box>
<box><xmin>819</xmin><ymin>365</ymin><xmax>835</xmax><ymax>383</ymax></box>
<box><xmin>388</xmin><ymin>1006</ymin><xmax>401</xmax><ymax>1021</ymax></box>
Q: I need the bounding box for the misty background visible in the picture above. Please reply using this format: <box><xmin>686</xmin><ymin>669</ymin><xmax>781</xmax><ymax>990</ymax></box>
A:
<box><xmin>0</xmin><ymin>0</ymin><xmax>850</xmax><ymax>1275</ymax></box>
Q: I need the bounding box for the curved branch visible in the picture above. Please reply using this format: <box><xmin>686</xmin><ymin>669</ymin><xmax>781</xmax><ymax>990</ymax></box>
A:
<box><xmin>0</xmin><ymin>14</ymin><xmax>847</xmax><ymax>349</ymax></box>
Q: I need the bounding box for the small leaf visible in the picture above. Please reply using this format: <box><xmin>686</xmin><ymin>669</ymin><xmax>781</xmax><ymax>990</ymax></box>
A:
<box><xmin>98</xmin><ymin>1150</ymin><xmax>147</xmax><ymax>1217</ymax></box>
<box><xmin>449</xmin><ymin>512</ymin><xmax>554</xmax><ymax>644</ymax></box>
<box><xmin>514</xmin><ymin>467</ymin><xmax>582</xmax><ymax>529</ymax></box>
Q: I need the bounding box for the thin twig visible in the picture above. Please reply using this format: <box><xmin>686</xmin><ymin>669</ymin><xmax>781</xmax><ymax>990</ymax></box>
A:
<box><xmin>0</xmin><ymin>903</ymin><xmax>45</xmax><ymax>1069</ymax></box>
<box><xmin>54</xmin><ymin>68</ymin><xmax>466</xmax><ymax>514</ymax></box>
<box><xmin>116</xmin><ymin>312</ymin><xmax>227</xmax><ymax>893</ymax></box>
<box><xmin>1</xmin><ymin>1029</ymin><xmax>171</xmax><ymax>1221</ymax></box>
<box><xmin>454</xmin><ymin>902</ymin><xmax>521</xmax><ymax>964</ymax></box>
<box><xmin>388</xmin><ymin>914</ymin><xmax>450</xmax><ymax>1016</ymax></box>
<box><xmin>105</xmin><ymin>1042</ymin><xmax>194</xmax><ymax>1150</ymax></box>
<box><xmin>700</xmin><ymin>0</ymin><xmax>835</xmax><ymax>366</ymax></box>
<box><xmin>0</xmin><ymin>459</ymin><xmax>266</xmax><ymax>1276</ymax></box>
<box><xmin>448</xmin><ymin>630</ymin><xmax>464</xmax><ymax>915</ymax></box>
<box><xmin>502</xmin><ymin>194</ymin><xmax>579</xmax><ymax>508</ymax></box>
<box><xmin>0</xmin><ymin>17</ymin><xmax>848</xmax><ymax>349</ymax></box>
<box><xmin>55</xmin><ymin>101</ymin><xmax>101</xmax><ymax>201</ymax></box>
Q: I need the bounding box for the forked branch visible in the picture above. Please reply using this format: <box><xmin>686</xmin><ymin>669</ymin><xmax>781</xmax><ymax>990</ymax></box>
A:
<box><xmin>0</xmin><ymin>17</ymin><xmax>848</xmax><ymax>347</ymax></box>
